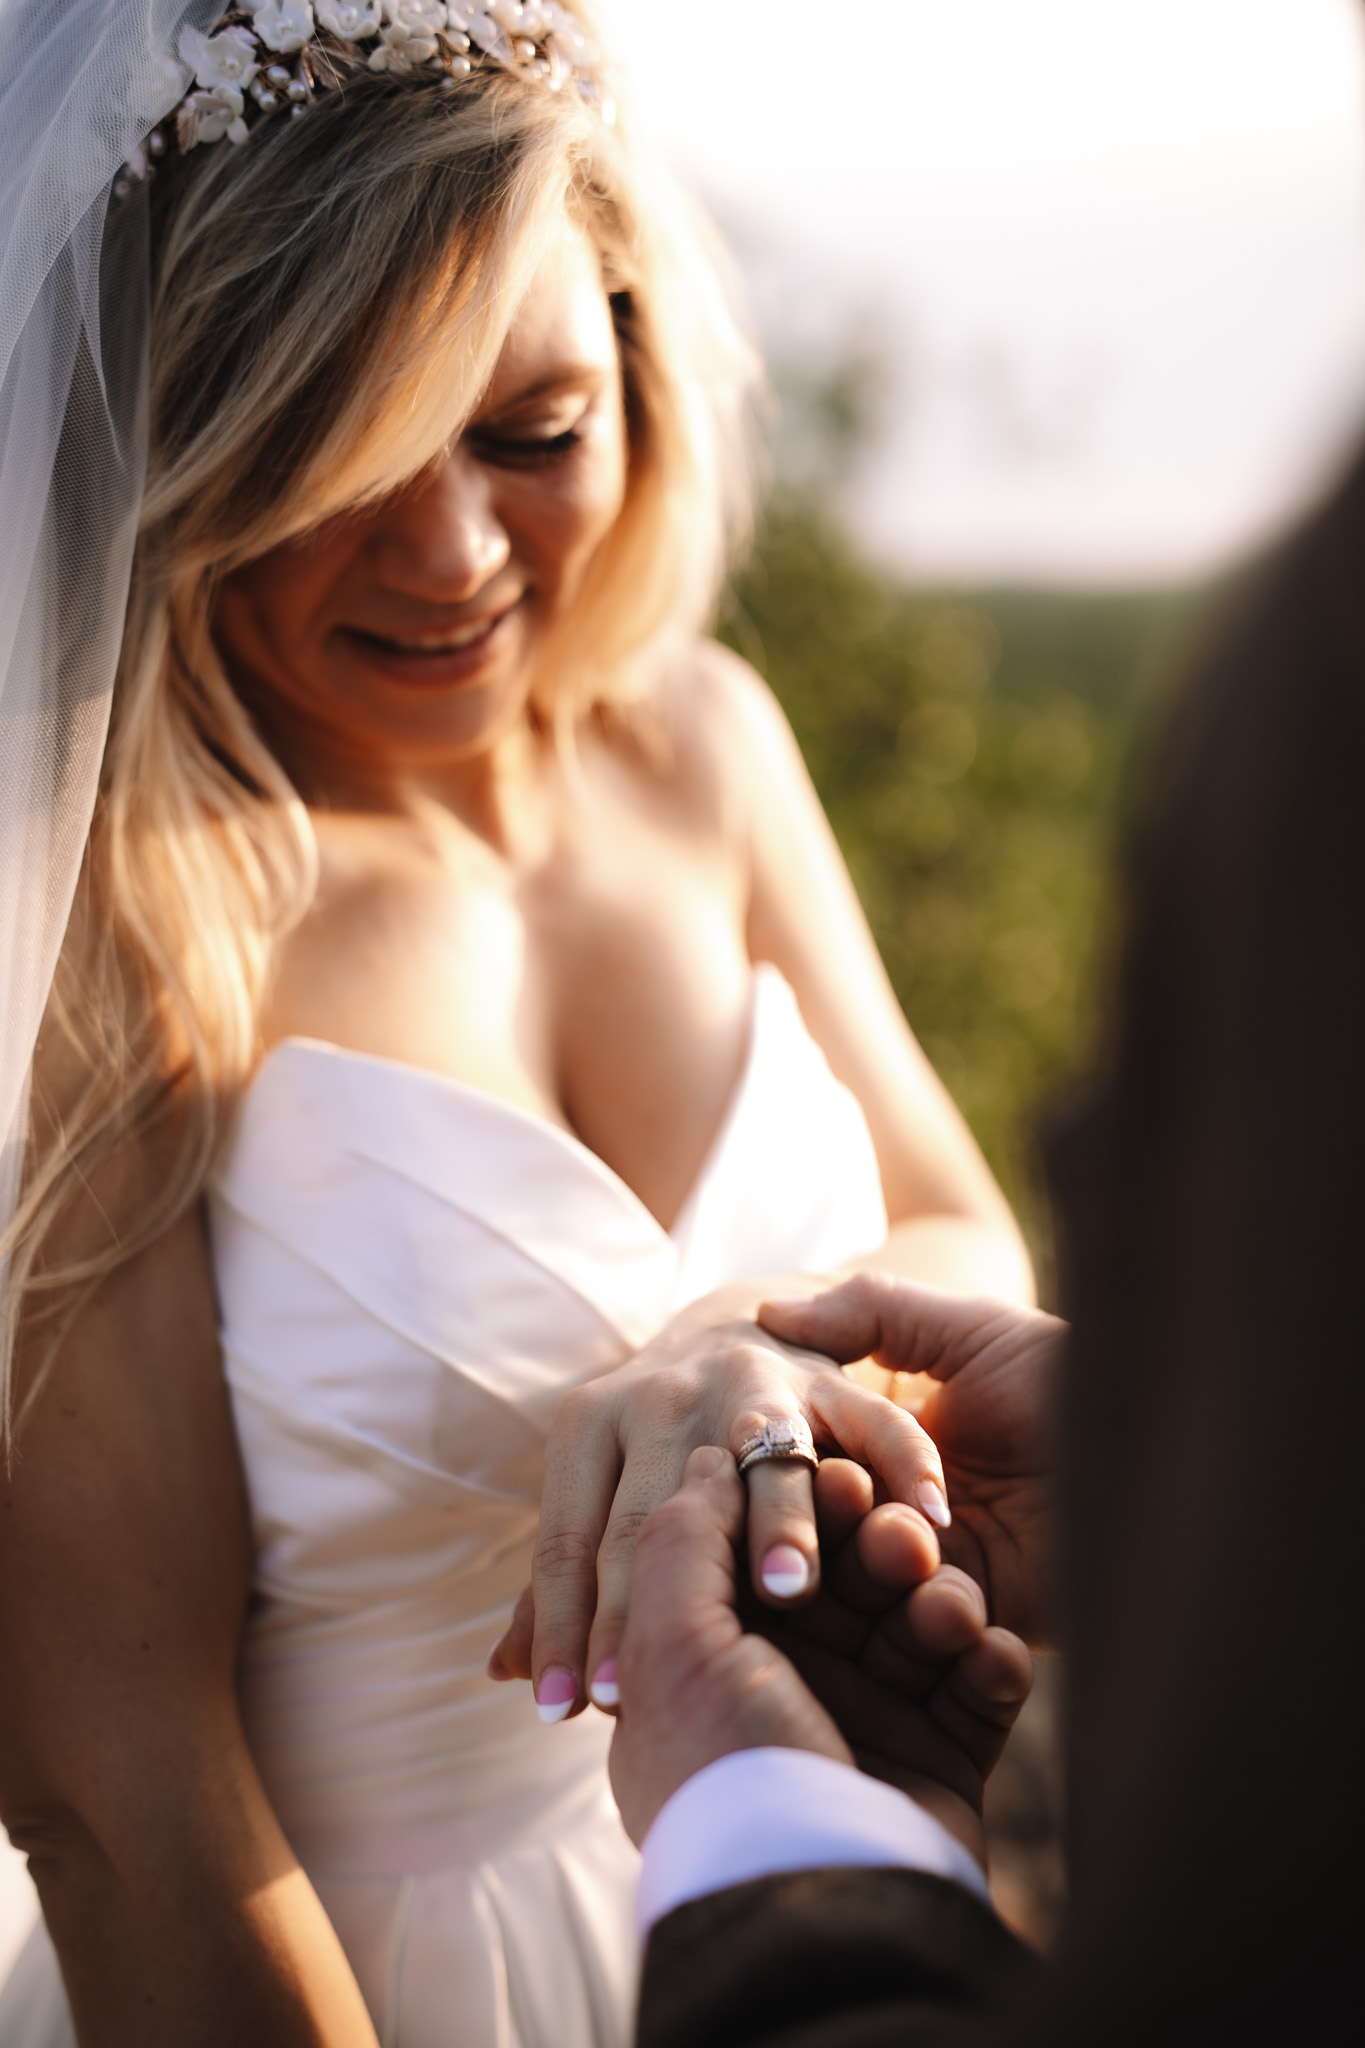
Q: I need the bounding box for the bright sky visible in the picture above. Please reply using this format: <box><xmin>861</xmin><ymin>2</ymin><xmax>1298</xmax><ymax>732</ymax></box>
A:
<box><xmin>598</xmin><ymin>0</ymin><xmax>1365</xmax><ymax>584</ymax></box>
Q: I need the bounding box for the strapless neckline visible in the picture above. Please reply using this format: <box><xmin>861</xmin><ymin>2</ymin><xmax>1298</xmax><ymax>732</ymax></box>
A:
<box><xmin>2</xmin><ymin>961</ymin><xmax>891</xmax><ymax>2048</ymax></box>
<box><xmin>254</xmin><ymin>960</ymin><xmax>782</xmax><ymax>1249</ymax></box>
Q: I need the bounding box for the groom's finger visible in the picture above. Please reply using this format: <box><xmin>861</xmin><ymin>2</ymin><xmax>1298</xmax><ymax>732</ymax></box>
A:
<box><xmin>620</xmin><ymin>1447</ymin><xmax>747</xmax><ymax>1674</ymax></box>
<box><xmin>811</xmin><ymin>1455</ymin><xmax>876</xmax><ymax>1549</ymax></box>
<box><xmin>819</xmin><ymin>1499</ymin><xmax>942</xmax><ymax>1617</ymax></box>
<box><xmin>759</xmin><ymin>1273</ymin><xmax>935</xmax><ymax>1368</ymax></box>
<box><xmin>761</xmin><ymin>1274</ymin><xmax>1063</xmax><ymax>1390</ymax></box>
<box><xmin>583</xmin><ymin>1444</ymin><xmax>697</xmax><ymax>1712</ymax></box>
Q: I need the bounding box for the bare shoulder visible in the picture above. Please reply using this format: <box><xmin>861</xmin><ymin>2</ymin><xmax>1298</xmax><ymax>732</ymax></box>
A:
<box><xmin>264</xmin><ymin>813</ymin><xmax>456</xmax><ymax>1039</ymax></box>
<box><xmin>662</xmin><ymin>637</ymin><xmax>794</xmax><ymax>752</ymax></box>
<box><xmin>636</xmin><ymin>638</ymin><xmax>803</xmax><ymax>838</ymax></box>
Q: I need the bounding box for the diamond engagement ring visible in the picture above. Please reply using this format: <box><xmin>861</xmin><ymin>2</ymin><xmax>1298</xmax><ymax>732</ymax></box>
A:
<box><xmin>735</xmin><ymin>1417</ymin><xmax>818</xmax><ymax>1477</ymax></box>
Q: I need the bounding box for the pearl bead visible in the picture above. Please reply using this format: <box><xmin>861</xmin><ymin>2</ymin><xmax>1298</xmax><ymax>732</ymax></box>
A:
<box><xmin>286</xmin><ymin>80</ymin><xmax>309</xmax><ymax>101</ymax></box>
<box><xmin>513</xmin><ymin>37</ymin><xmax>536</xmax><ymax>59</ymax></box>
<box><xmin>266</xmin><ymin>65</ymin><xmax>291</xmax><ymax>88</ymax></box>
<box><xmin>449</xmin><ymin>31</ymin><xmax>470</xmax><ymax>50</ymax></box>
<box><xmin>448</xmin><ymin>54</ymin><xmax>472</xmax><ymax>75</ymax></box>
<box><xmin>290</xmin><ymin>104</ymin><xmax>307</xmax><ymax>119</ymax></box>
<box><xmin>147</xmin><ymin>129</ymin><xmax>167</xmax><ymax>158</ymax></box>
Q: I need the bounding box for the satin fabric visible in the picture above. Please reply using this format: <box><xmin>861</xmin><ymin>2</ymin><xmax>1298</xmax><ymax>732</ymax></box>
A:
<box><xmin>1</xmin><ymin>965</ymin><xmax>886</xmax><ymax>2046</ymax></box>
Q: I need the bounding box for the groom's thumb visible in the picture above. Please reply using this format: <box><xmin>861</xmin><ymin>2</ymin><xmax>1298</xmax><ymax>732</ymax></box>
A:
<box><xmin>626</xmin><ymin>1449</ymin><xmax>745</xmax><ymax>1654</ymax></box>
<box><xmin>759</xmin><ymin>1278</ymin><xmax>884</xmax><ymax>1364</ymax></box>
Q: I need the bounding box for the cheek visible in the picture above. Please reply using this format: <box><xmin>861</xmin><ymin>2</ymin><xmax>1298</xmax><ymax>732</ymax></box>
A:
<box><xmin>515</xmin><ymin>443</ymin><xmax>629</xmax><ymax>586</ymax></box>
<box><xmin>215</xmin><ymin>542</ymin><xmax>346</xmax><ymax>673</ymax></box>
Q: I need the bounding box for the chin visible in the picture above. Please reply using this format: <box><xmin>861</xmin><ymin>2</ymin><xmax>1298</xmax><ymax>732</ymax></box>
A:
<box><xmin>351</xmin><ymin>673</ymin><xmax>534</xmax><ymax>764</ymax></box>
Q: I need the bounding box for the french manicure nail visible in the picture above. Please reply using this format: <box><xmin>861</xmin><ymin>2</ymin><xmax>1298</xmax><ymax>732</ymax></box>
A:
<box><xmin>535</xmin><ymin>1667</ymin><xmax>578</xmax><ymax>1724</ymax></box>
<box><xmin>590</xmin><ymin>1658</ymin><xmax>620</xmax><ymax>1708</ymax></box>
<box><xmin>917</xmin><ymin>1480</ymin><xmax>952</xmax><ymax>1529</ymax></box>
<box><xmin>760</xmin><ymin>1544</ymin><xmax>811</xmax><ymax>1599</ymax></box>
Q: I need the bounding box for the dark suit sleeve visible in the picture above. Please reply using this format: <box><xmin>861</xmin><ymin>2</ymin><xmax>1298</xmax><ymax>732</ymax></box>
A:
<box><xmin>637</xmin><ymin>1867</ymin><xmax>1042</xmax><ymax>2048</ymax></box>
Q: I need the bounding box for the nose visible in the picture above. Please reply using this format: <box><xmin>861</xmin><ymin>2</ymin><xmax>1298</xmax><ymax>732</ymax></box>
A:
<box><xmin>369</xmin><ymin>448</ymin><xmax>511</xmax><ymax>601</ymax></box>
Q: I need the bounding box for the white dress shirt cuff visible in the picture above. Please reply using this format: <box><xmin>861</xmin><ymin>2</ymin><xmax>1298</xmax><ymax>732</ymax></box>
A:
<box><xmin>636</xmin><ymin>1746</ymin><xmax>992</xmax><ymax>1941</ymax></box>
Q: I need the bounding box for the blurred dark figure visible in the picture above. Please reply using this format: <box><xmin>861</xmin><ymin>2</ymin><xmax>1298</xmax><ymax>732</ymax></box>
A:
<box><xmin>635</xmin><ymin>442</ymin><xmax>1365</xmax><ymax>2041</ymax></box>
<box><xmin>1037</xmin><ymin>438</ymin><xmax>1365</xmax><ymax>2041</ymax></box>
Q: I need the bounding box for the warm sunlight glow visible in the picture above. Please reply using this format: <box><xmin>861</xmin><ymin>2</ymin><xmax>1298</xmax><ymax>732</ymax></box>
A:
<box><xmin>602</xmin><ymin>0</ymin><xmax>1365</xmax><ymax>583</ymax></box>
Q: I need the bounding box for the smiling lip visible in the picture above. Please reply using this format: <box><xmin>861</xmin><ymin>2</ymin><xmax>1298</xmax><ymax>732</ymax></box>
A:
<box><xmin>339</xmin><ymin>602</ymin><xmax>520</xmax><ymax>684</ymax></box>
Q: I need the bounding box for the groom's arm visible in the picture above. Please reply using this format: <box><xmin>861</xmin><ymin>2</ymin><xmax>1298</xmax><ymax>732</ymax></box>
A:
<box><xmin>612</xmin><ymin>1451</ymin><xmax>1042</xmax><ymax>2048</ymax></box>
<box><xmin>640</xmin><ymin>1863</ymin><xmax>1035</xmax><ymax>2048</ymax></box>
<box><xmin>637</xmin><ymin>1751</ymin><xmax>1036</xmax><ymax>2048</ymax></box>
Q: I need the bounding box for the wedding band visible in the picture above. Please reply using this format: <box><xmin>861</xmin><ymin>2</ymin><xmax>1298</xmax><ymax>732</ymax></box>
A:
<box><xmin>735</xmin><ymin>1416</ymin><xmax>818</xmax><ymax>1476</ymax></box>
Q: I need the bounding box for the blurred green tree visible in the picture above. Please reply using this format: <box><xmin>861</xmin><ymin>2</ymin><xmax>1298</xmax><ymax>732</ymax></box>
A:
<box><xmin>720</xmin><ymin>489</ymin><xmax>1199</xmax><ymax>1281</ymax></box>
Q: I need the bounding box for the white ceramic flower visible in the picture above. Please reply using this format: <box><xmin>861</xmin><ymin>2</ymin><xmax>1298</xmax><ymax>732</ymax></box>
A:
<box><xmin>178</xmin><ymin>24</ymin><xmax>261</xmax><ymax>93</ymax></box>
<box><xmin>540</xmin><ymin>33</ymin><xmax>574</xmax><ymax>87</ymax></box>
<box><xmin>253</xmin><ymin>2</ymin><xmax>315</xmax><ymax>53</ymax></box>
<box><xmin>178</xmin><ymin>85</ymin><xmax>249</xmax><ymax>149</ymax></box>
<box><xmin>368</xmin><ymin>22</ymin><xmax>439</xmax><ymax>70</ymax></box>
<box><xmin>316</xmin><ymin>2</ymin><xmax>384</xmax><ymax>35</ymax></box>
<box><xmin>384</xmin><ymin>1</ymin><xmax>447</xmax><ymax>29</ymax></box>
<box><xmin>466</xmin><ymin>12</ymin><xmax>513</xmax><ymax>61</ymax></box>
<box><xmin>544</xmin><ymin>8</ymin><xmax>589</xmax><ymax>65</ymax></box>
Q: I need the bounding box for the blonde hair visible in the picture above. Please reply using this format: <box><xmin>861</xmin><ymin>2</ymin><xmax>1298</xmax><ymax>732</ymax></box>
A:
<box><xmin>3</xmin><ymin>49</ymin><xmax>758</xmax><ymax>1434</ymax></box>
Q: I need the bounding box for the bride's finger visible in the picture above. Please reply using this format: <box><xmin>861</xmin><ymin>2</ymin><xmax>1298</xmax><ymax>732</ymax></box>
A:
<box><xmin>742</xmin><ymin>1448</ymin><xmax>820</xmax><ymax>1608</ymax></box>
<box><xmin>808</xmin><ymin>1372</ymin><xmax>953</xmax><ymax>1531</ymax></box>
<box><xmin>527</xmin><ymin>1384</ymin><xmax>624</xmax><ymax>1724</ymax></box>
<box><xmin>487</xmin><ymin>1581</ymin><xmax>536</xmax><ymax>1681</ymax></box>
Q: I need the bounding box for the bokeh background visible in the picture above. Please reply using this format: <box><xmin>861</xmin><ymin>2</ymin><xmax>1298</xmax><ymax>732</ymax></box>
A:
<box><xmin>601</xmin><ymin>0</ymin><xmax>1365</xmax><ymax>1269</ymax></box>
<box><xmin>599</xmin><ymin>0</ymin><xmax>1365</xmax><ymax>1952</ymax></box>
<box><xmin>5</xmin><ymin>0</ymin><xmax>1365</xmax><ymax>1989</ymax></box>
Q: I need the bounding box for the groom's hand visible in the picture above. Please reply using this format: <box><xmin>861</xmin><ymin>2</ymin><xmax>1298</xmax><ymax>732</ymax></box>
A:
<box><xmin>610</xmin><ymin>1447</ymin><xmax>1032</xmax><ymax>1859</ymax></box>
<box><xmin>760</xmin><ymin>1275</ymin><xmax>1063</xmax><ymax>1648</ymax></box>
<box><xmin>608</xmin><ymin>1446</ymin><xmax>851</xmax><ymax>1844</ymax></box>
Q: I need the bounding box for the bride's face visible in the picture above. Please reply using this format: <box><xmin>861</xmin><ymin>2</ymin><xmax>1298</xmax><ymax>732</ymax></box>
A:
<box><xmin>214</xmin><ymin>223</ymin><xmax>628</xmax><ymax>795</ymax></box>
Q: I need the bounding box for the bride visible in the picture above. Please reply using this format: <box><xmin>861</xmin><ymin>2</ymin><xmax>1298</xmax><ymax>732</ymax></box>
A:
<box><xmin>0</xmin><ymin>5</ymin><xmax>1032</xmax><ymax>2044</ymax></box>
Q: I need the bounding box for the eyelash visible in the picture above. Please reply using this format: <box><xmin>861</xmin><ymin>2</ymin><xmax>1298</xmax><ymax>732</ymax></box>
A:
<box><xmin>473</xmin><ymin>426</ymin><xmax>585</xmax><ymax>470</ymax></box>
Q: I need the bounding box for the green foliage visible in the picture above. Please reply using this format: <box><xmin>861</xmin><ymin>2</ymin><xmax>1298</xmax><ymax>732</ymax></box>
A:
<box><xmin>720</xmin><ymin>493</ymin><xmax>1201</xmax><ymax>1277</ymax></box>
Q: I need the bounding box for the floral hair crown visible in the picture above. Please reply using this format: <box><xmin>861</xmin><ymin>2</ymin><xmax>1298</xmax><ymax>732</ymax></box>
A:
<box><xmin>122</xmin><ymin>3</ymin><xmax>611</xmax><ymax>184</ymax></box>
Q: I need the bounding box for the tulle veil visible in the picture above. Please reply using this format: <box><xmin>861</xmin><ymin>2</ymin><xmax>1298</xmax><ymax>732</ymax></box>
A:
<box><xmin>0</xmin><ymin>0</ymin><xmax>218</xmax><ymax>1265</ymax></box>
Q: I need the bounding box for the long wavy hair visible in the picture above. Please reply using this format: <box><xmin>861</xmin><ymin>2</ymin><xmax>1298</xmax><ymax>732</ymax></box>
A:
<box><xmin>3</xmin><ymin>48</ymin><xmax>758</xmax><ymax>1436</ymax></box>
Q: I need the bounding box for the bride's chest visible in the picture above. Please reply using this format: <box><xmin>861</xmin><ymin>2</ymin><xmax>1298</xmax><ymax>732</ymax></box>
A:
<box><xmin>270</xmin><ymin>811</ymin><xmax>752</xmax><ymax>1230</ymax></box>
<box><xmin>210</xmin><ymin>963</ymin><xmax>887</xmax><ymax>1601</ymax></box>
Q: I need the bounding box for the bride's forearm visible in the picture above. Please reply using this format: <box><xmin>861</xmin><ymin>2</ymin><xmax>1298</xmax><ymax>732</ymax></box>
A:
<box><xmin>26</xmin><ymin>1798</ymin><xmax>379</xmax><ymax>2048</ymax></box>
<box><xmin>664</xmin><ymin>1218</ymin><xmax>1034</xmax><ymax>1350</ymax></box>
<box><xmin>849</xmin><ymin>1212</ymin><xmax>1036</xmax><ymax>1306</ymax></box>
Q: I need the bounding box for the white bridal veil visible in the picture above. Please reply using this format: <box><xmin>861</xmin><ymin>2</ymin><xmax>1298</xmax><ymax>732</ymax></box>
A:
<box><xmin>0</xmin><ymin>0</ymin><xmax>217</xmax><ymax>1247</ymax></box>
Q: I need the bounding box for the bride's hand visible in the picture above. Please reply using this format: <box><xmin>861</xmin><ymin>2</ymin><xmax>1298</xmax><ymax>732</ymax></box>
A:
<box><xmin>487</xmin><ymin>1284</ymin><xmax>953</xmax><ymax>1722</ymax></box>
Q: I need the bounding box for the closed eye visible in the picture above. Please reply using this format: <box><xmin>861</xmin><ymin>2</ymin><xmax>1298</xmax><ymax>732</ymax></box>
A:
<box><xmin>469</xmin><ymin>425</ymin><xmax>585</xmax><ymax>470</ymax></box>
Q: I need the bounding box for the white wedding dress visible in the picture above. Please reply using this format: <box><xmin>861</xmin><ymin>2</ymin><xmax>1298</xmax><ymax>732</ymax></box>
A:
<box><xmin>0</xmin><ymin>965</ymin><xmax>886</xmax><ymax>2047</ymax></box>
